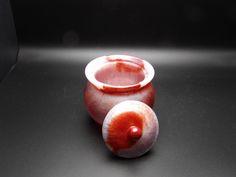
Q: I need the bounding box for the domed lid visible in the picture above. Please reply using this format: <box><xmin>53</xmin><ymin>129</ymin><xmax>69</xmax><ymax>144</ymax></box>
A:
<box><xmin>102</xmin><ymin>100</ymin><xmax>159</xmax><ymax>158</ymax></box>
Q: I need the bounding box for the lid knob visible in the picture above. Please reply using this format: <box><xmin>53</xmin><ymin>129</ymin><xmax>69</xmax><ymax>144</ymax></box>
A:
<box><xmin>128</xmin><ymin>126</ymin><xmax>142</xmax><ymax>140</ymax></box>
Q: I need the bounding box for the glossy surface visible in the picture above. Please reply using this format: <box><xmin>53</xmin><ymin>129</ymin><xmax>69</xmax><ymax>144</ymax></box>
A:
<box><xmin>84</xmin><ymin>55</ymin><xmax>155</xmax><ymax>124</ymax></box>
<box><xmin>84</xmin><ymin>82</ymin><xmax>155</xmax><ymax>124</ymax></box>
<box><xmin>95</xmin><ymin>61</ymin><xmax>145</xmax><ymax>86</ymax></box>
<box><xmin>102</xmin><ymin>100</ymin><xmax>159</xmax><ymax>158</ymax></box>
<box><xmin>128</xmin><ymin>126</ymin><xmax>142</xmax><ymax>140</ymax></box>
<box><xmin>85</xmin><ymin>55</ymin><xmax>154</xmax><ymax>92</ymax></box>
<box><xmin>0</xmin><ymin>47</ymin><xmax>236</xmax><ymax>177</ymax></box>
<box><xmin>106</xmin><ymin>111</ymin><xmax>144</xmax><ymax>153</ymax></box>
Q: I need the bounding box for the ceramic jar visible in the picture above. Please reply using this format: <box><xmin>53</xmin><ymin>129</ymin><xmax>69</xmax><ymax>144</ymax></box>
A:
<box><xmin>84</xmin><ymin>55</ymin><xmax>155</xmax><ymax>125</ymax></box>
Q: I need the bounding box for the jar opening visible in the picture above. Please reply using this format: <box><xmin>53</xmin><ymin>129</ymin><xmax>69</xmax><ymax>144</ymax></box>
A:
<box><xmin>85</xmin><ymin>55</ymin><xmax>155</xmax><ymax>93</ymax></box>
<box><xmin>95</xmin><ymin>61</ymin><xmax>145</xmax><ymax>86</ymax></box>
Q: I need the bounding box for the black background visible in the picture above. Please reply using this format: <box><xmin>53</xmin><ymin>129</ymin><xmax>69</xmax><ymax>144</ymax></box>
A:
<box><xmin>10</xmin><ymin>0</ymin><xmax>236</xmax><ymax>47</ymax></box>
<box><xmin>0</xmin><ymin>0</ymin><xmax>17</xmax><ymax>81</ymax></box>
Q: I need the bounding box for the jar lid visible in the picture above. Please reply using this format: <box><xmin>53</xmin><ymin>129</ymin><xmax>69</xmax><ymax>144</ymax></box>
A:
<box><xmin>102</xmin><ymin>100</ymin><xmax>159</xmax><ymax>158</ymax></box>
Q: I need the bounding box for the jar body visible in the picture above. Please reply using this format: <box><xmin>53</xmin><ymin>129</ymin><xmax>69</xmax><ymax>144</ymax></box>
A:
<box><xmin>84</xmin><ymin>82</ymin><xmax>155</xmax><ymax>125</ymax></box>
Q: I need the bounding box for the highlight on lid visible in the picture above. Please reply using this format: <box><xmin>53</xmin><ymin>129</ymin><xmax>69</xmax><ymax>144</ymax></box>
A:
<box><xmin>102</xmin><ymin>100</ymin><xmax>159</xmax><ymax>158</ymax></box>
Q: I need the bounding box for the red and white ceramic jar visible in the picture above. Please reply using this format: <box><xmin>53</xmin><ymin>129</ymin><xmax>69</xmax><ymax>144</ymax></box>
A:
<box><xmin>84</xmin><ymin>55</ymin><xmax>155</xmax><ymax>125</ymax></box>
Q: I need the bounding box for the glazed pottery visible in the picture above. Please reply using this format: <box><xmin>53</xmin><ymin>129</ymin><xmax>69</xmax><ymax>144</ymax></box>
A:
<box><xmin>102</xmin><ymin>100</ymin><xmax>159</xmax><ymax>158</ymax></box>
<box><xmin>84</xmin><ymin>55</ymin><xmax>155</xmax><ymax>124</ymax></box>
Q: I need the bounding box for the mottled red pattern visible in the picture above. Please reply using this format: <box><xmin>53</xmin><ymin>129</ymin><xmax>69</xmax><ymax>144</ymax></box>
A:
<box><xmin>84</xmin><ymin>55</ymin><xmax>155</xmax><ymax>125</ymax></box>
<box><xmin>84</xmin><ymin>82</ymin><xmax>155</xmax><ymax>124</ymax></box>
<box><xmin>106</xmin><ymin>56</ymin><xmax>144</xmax><ymax>68</ymax></box>
<box><xmin>95</xmin><ymin>61</ymin><xmax>144</xmax><ymax>88</ymax></box>
<box><xmin>115</xmin><ymin>62</ymin><xmax>143</xmax><ymax>72</ymax></box>
<box><xmin>102</xmin><ymin>84</ymin><xmax>141</xmax><ymax>93</ymax></box>
<box><xmin>106</xmin><ymin>112</ymin><xmax>143</xmax><ymax>152</ymax></box>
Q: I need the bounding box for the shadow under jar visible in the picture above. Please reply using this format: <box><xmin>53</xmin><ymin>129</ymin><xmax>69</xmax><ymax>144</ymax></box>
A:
<box><xmin>84</xmin><ymin>55</ymin><xmax>155</xmax><ymax>125</ymax></box>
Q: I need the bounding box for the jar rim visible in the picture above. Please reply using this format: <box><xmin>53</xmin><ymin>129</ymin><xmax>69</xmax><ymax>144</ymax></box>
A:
<box><xmin>85</xmin><ymin>55</ymin><xmax>155</xmax><ymax>92</ymax></box>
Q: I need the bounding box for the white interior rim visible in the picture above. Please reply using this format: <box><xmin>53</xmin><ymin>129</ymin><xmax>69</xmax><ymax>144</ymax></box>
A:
<box><xmin>85</xmin><ymin>55</ymin><xmax>155</xmax><ymax>90</ymax></box>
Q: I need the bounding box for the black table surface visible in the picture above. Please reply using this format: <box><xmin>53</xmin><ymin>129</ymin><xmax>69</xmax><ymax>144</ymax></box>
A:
<box><xmin>0</xmin><ymin>47</ymin><xmax>236</xmax><ymax>177</ymax></box>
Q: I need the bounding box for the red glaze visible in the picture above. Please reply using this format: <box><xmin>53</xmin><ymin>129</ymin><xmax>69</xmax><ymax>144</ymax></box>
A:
<box><xmin>84</xmin><ymin>55</ymin><xmax>155</xmax><ymax>124</ymax></box>
<box><xmin>106</xmin><ymin>112</ymin><xmax>143</xmax><ymax>152</ymax></box>
<box><xmin>128</xmin><ymin>126</ymin><xmax>142</xmax><ymax>140</ymax></box>
<box><xmin>84</xmin><ymin>82</ymin><xmax>155</xmax><ymax>124</ymax></box>
<box><xmin>95</xmin><ymin>61</ymin><xmax>144</xmax><ymax>87</ymax></box>
<box><xmin>106</xmin><ymin>56</ymin><xmax>145</xmax><ymax>68</ymax></box>
<box><xmin>102</xmin><ymin>84</ymin><xmax>141</xmax><ymax>93</ymax></box>
<box><xmin>116</xmin><ymin>62</ymin><xmax>143</xmax><ymax>73</ymax></box>
<box><xmin>102</xmin><ymin>100</ymin><xmax>159</xmax><ymax>158</ymax></box>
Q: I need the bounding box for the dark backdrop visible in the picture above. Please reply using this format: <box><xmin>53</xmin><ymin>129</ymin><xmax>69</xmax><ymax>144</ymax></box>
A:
<box><xmin>10</xmin><ymin>0</ymin><xmax>236</xmax><ymax>47</ymax></box>
<box><xmin>0</xmin><ymin>0</ymin><xmax>17</xmax><ymax>81</ymax></box>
